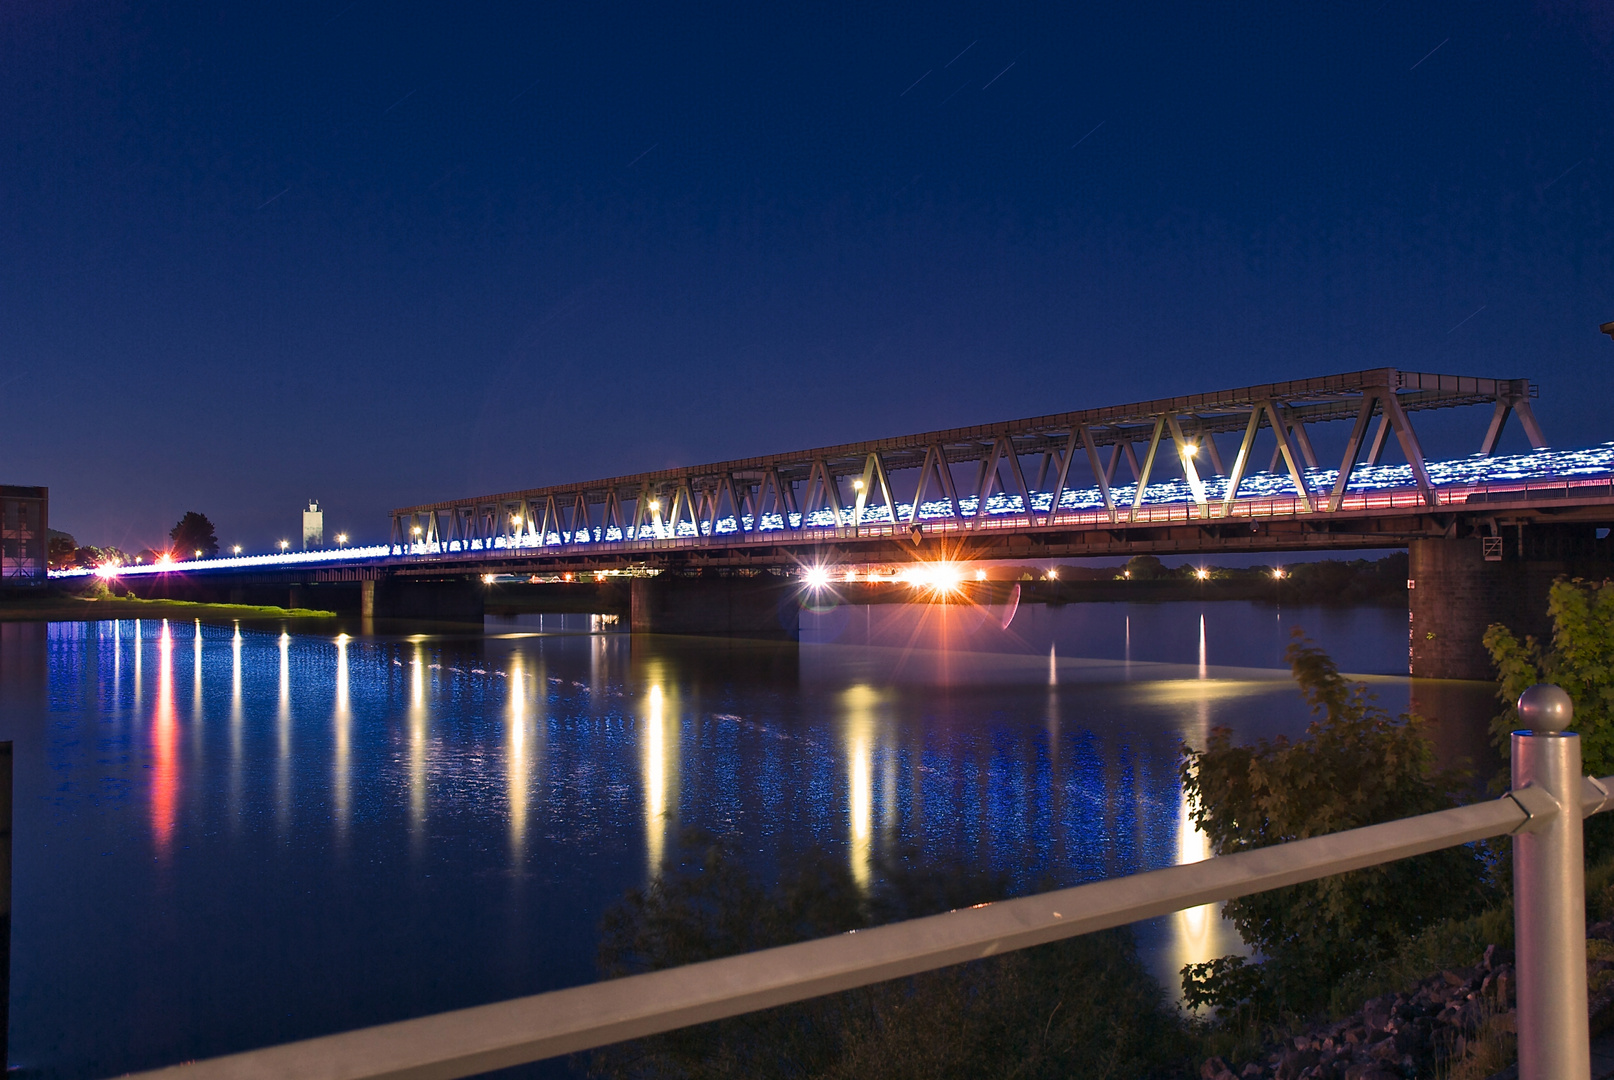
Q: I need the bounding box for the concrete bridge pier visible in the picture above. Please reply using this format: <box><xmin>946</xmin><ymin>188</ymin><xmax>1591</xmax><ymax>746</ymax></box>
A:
<box><xmin>1409</xmin><ymin>528</ymin><xmax>1614</xmax><ymax>680</ymax></box>
<box><xmin>630</xmin><ymin>573</ymin><xmax>800</xmax><ymax>640</ymax></box>
<box><xmin>371</xmin><ymin>577</ymin><xmax>485</xmax><ymax>623</ymax></box>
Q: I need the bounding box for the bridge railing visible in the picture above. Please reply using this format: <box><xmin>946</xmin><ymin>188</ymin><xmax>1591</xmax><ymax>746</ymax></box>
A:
<box><xmin>392</xmin><ymin>473</ymin><xmax>1614</xmax><ymax>559</ymax></box>
<box><xmin>122</xmin><ymin>694</ymin><xmax>1604</xmax><ymax>1080</ymax></box>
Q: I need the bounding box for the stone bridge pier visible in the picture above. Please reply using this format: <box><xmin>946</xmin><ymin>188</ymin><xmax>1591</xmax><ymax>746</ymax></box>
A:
<box><xmin>1409</xmin><ymin>526</ymin><xmax>1614</xmax><ymax>680</ymax></box>
<box><xmin>630</xmin><ymin>573</ymin><xmax>800</xmax><ymax>640</ymax></box>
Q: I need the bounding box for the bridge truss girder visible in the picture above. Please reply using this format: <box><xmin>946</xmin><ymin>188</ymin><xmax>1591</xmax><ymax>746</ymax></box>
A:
<box><xmin>391</xmin><ymin>368</ymin><xmax>1547</xmax><ymax>559</ymax></box>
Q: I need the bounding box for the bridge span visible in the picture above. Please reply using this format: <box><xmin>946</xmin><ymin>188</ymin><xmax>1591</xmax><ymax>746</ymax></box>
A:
<box><xmin>63</xmin><ymin>368</ymin><xmax>1614</xmax><ymax>677</ymax></box>
<box><xmin>385</xmin><ymin>367</ymin><xmax>1610</xmax><ymax>566</ymax></box>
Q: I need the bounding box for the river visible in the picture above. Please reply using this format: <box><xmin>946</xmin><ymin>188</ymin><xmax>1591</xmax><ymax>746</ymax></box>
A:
<box><xmin>0</xmin><ymin>600</ymin><xmax>1496</xmax><ymax>1078</ymax></box>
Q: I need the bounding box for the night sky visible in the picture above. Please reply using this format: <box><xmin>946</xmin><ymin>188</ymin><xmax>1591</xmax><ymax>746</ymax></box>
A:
<box><xmin>4</xmin><ymin>3</ymin><xmax>1611</xmax><ymax>552</ymax></box>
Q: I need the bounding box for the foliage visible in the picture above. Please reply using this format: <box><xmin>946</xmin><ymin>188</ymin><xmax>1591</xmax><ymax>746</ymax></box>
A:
<box><xmin>169</xmin><ymin>511</ymin><xmax>219</xmax><ymax>558</ymax></box>
<box><xmin>1483</xmin><ymin>576</ymin><xmax>1614</xmax><ymax>778</ymax></box>
<box><xmin>1180</xmin><ymin>629</ymin><xmax>1489</xmax><ymax>1016</ymax></box>
<box><xmin>1327</xmin><ymin>905</ymin><xmax>1512</xmax><ymax>1018</ymax></box>
<box><xmin>589</xmin><ymin>832</ymin><xmax>1188</xmax><ymax>1080</ymax></box>
<box><xmin>1122</xmin><ymin>554</ymin><xmax>1169</xmax><ymax>580</ymax></box>
<box><xmin>47</xmin><ymin>532</ymin><xmax>77</xmax><ymax>569</ymax></box>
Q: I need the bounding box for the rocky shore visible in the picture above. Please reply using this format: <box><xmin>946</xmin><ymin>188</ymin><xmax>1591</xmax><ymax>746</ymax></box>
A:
<box><xmin>1199</xmin><ymin>925</ymin><xmax>1614</xmax><ymax>1080</ymax></box>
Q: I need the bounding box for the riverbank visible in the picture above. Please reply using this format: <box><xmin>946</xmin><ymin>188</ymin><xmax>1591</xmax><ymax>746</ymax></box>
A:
<box><xmin>0</xmin><ymin>592</ymin><xmax>338</xmax><ymax>623</ymax></box>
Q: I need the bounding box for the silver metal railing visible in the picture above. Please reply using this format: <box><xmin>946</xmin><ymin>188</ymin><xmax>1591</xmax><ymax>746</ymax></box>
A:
<box><xmin>121</xmin><ymin>688</ymin><xmax>1607</xmax><ymax>1080</ymax></box>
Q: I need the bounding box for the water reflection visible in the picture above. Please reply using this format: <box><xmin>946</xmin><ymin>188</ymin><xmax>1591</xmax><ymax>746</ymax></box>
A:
<box><xmin>277</xmin><ymin>631</ymin><xmax>291</xmax><ymax>833</ymax></box>
<box><xmin>409</xmin><ymin>641</ymin><xmax>428</xmax><ymax>848</ymax></box>
<box><xmin>16</xmin><ymin>601</ymin><xmax>1490</xmax><ymax>1079</ymax></box>
<box><xmin>230</xmin><ymin>623</ymin><xmax>243</xmax><ymax>826</ymax></box>
<box><xmin>334</xmin><ymin>634</ymin><xmax>351</xmax><ymax>845</ymax></box>
<box><xmin>150</xmin><ymin>621</ymin><xmax>177</xmax><ymax>858</ymax></box>
<box><xmin>507</xmin><ymin>652</ymin><xmax>529</xmax><ymax>856</ymax></box>
<box><xmin>1169</xmin><ymin>688</ymin><xmax>1223</xmax><ymax>989</ymax></box>
<box><xmin>644</xmin><ymin>683</ymin><xmax>668</xmax><ymax>875</ymax></box>
<box><xmin>842</xmin><ymin>685</ymin><xmax>877</xmax><ymax>889</ymax></box>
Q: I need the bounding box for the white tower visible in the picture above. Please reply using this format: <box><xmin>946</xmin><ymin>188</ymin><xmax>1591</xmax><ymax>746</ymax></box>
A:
<box><xmin>302</xmin><ymin>500</ymin><xmax>324</xmax><ymax>550</ymax></box>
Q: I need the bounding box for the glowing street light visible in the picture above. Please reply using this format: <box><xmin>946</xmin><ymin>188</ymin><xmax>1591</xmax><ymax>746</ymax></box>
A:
<box><xmin>232</xmin><ymin>545</ymin><xmax>243</xmax><ymax>555</ymax></box>
<box><xmin>852</xmin><ymin>478</ymin><xmax>865</xmax><ymax>491</ymax></box>
<box><xmin>1195</xmin><ymin>567</ymin><xmax>1210</xmax><ymax>581</ymax></box>
<box><xmin>1185</xmin><ymin>443</ymin><xmax>1199</xmax><ymax>456</ymax></box>
<box><xmin>1272</xmin><ymin>567</ymin><xmax>1286</xmax><ymax>580</ymax></box>
<box><xmin>648</xmin><ymin>499</ymin><xmax>661</xmax><ymax>512</ymax></box>
<box><xmin>279</xmin><ymin>540</ymin><xmax>290</xmax><ymax>551</ymax></box>
<box><xmin>804</xmin><ymin>566</ymin><xmax>831</xmax><ymax>589</ymax></box>
<box><xmin>336</xmin><ymin>533</ymin><xmax>348</xmax><ymax>547</ymax></box>
<box><xmin>194</xmin><ymin>549</ymin><xmax>203</xmax><ymax>558</ymax></box>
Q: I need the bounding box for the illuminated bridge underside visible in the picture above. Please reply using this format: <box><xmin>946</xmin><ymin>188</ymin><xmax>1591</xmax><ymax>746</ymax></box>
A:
<box><xmin>388</xmin><ymin>368</ymin><xmax>1614</xmax><ymax>571</ymax></box>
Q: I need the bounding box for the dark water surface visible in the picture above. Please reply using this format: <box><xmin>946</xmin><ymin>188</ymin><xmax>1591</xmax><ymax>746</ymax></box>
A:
<box><xmin>0</xmin><ymin>601</ymin><xmax>1495</xmax><ymax>1078</ymax></box>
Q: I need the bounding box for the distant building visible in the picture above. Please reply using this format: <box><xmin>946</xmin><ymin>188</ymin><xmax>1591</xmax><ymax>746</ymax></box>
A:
<box><xmin>1</xmin><ymin>485</ymin><xmax>48</xmax><ymax>585</ymax></box>
<box><xmin>302</xmin><ymin>500</ymin><xmax>323</xmax><ymax>550</ymax></box>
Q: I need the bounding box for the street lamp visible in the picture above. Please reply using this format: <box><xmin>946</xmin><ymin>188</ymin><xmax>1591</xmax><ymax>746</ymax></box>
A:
<box><xmin>232</xmin><ymin>545</ymin><xmax>242</xmax><ymax>555</ymax></box>
<box><xmin>279</xmin><ymin>540</ymin><xmax>289</xmax><ymax>551</ymax></box>
<box><xmin>336</xmin><ymin>533</ymin><xmax>348</xmax><ymax>547</ymax></box>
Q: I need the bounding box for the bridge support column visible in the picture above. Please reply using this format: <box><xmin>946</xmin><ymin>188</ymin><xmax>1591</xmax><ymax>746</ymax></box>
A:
<box><xmin>630</xmin><ymin>574</ymin><xmax>800</xmax><ymax>640</ymax></box>
<box><xmin>372</xmin><ymin>577</ymin><xmax>485</xmax><ymax>624</ymax></box>
<box><xmin>1409</xmin><ymin>529</ymin><xmax>1614</xmax><ymax>680</ymax></box>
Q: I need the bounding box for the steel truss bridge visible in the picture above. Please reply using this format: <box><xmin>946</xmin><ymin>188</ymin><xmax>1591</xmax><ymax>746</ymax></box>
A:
<box><xmin>384</xmin><ymin>368</ymin><xmax>1614</xmax><ymax>574</ymax></box>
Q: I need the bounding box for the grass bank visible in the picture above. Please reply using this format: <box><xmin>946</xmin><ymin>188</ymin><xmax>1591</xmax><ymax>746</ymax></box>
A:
<box><xmin>0</xmin><ymin>592</ymin><xmax>338</xmax><ymax>623</ymax></box>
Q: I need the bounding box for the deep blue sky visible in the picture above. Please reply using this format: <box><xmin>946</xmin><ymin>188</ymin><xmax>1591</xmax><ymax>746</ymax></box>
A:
<box><xmin>4</xmin><ymin>2</ymin><xmax>1612</xmax><ymax>552</ymax></box>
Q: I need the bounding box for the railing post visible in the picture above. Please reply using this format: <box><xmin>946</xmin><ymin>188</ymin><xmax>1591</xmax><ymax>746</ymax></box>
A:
<box><xmin>1513</xmin><ymin>683</ymin><xmax>1590</xmax><ymax>1080</ymax></box>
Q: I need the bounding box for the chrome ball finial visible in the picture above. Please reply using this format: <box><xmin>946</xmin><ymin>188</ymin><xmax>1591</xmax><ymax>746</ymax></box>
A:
<box><xmin>1518</xmin><ymin>683</ymin><xmax>1574</xmax><ymax>733</ymax></box>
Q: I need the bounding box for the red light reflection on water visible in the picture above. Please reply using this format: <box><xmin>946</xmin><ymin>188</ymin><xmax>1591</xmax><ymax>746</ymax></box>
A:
<box><xmin>151</xmin><ymin>622</ymin><xmax>179</xmax><ymax>856</ymax></box>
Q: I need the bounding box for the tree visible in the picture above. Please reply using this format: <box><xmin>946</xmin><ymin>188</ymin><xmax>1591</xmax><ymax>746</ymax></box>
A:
<box><xmin>1121</xmin><ymin>554</ymin><xmax>1167</xmax><ymax>580</ymax></box>
<box><xmin>169</xmin><ymin>512</ymin><xmax>219</xmax><ymax>558</ymax></box>
<box><xmin>1180</xmin><ymin>629</ymin><xmax>1488</xmax><ymax>1016</ymax></box>
<box><xmin>47</xmin><ymin>531</ymin><xmax>77</xmax><ymax>569</ymax></box>
<box><xmin>1484</xmin><ymin>577</ymin><xmax>1614</xmax><ymax>777</ymax></box>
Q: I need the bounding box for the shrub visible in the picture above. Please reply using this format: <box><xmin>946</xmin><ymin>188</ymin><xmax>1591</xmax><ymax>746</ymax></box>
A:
<box><xmin>1181</xmin><ymin>629</ymin><xmax>1490</xmax><ymax>1017</ymax></box>
<box><xmin>1483</xmin><ymin>577</ymin><xmax>1614</xmax><ymax>778</ymax></box>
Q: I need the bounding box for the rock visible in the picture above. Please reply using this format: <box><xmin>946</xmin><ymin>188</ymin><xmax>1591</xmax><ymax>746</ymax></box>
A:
<box><xmin>1276</xmin><ymin>1048</ymin><xmax>1318</xmax><ymax>1080</ymax></box>
<box><xmin>1202</xmin><ymin>1057</ymin><xmax>1230</xmax><ymax>1079</ymax></box>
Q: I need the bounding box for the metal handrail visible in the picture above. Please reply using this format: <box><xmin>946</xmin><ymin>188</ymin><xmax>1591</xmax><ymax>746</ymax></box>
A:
<box><xmin>118</xmin><ymin>769</ymin><xmax>1614</xmax><ymax>1080</ymax></box>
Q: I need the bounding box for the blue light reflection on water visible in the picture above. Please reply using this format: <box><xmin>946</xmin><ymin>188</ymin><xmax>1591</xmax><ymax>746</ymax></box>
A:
<box><xmin>1</xmin><ymin>604</ymin><xmax>1486</xmax><ymax>1077</ymax></box>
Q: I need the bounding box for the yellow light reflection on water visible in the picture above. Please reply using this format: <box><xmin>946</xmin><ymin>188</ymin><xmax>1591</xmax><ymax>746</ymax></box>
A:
<box><xmin>644</xmin><ymin>683</ymin><xmax>668</xmax><ymax>876</ymax></box>
<box><xmin>842</xmin><ymin>684</ymin><xmax>877</xmax><ymax>889</ymax></box>
<box><xmin>507</xmin><ymin>653</ymin><xmax>529</xmax><ymax>854</ymax></box>
<box><xmin>1170</xmin><ymin>687</ymin><xmax>1224</xmax><ymax>997</ymax></box>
